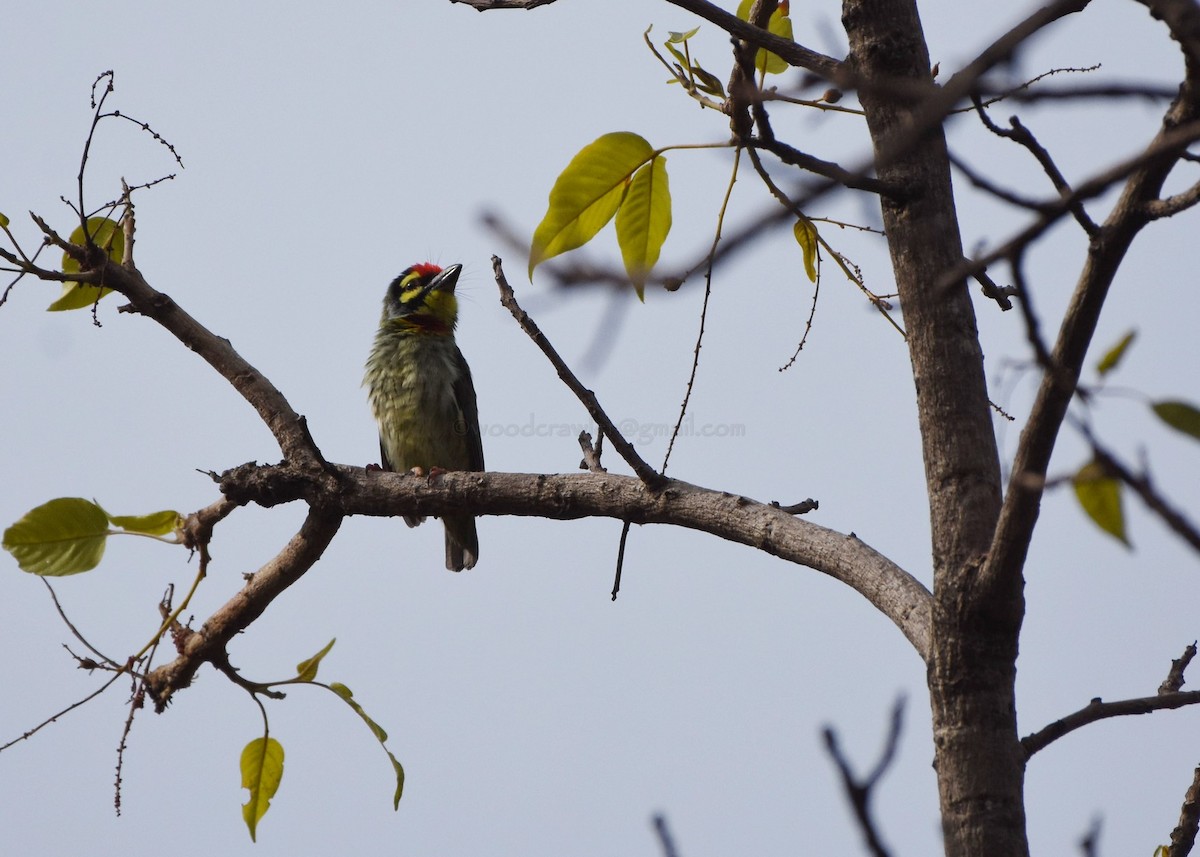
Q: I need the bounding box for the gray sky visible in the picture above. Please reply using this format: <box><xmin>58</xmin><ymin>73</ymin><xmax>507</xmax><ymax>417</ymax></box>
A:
<box><xmin>2</xmin><ymin>1</ymin><xmax>1198</xmax><ymax>855</ymax></box>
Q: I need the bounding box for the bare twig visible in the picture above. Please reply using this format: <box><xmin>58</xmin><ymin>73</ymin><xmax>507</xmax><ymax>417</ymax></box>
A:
<box><xmin>822</xmin><ymin>696</ymin><xmax>905</xmax><ymax>857</ymax></box>
<box><xmin>492</xmin><ymin>256</ymin><xmax>667</xmax><ymax>489</ymax></box>
<box><xmin>1022</xmin><ymin>690</ymin><xmax>1200</xmax><ymax>758</ymax></box>
<box><xmin>1168</xmin><ymin>765</ymin><xmax>1200</xmax><ymax>857</ymax></box>
<box><xmin>578</xmin><ymin>431</ymin><xmax>607</xmax><ymax>473</ymax></box>
<box><xmin>969</xmin><ymin>96</ymin><xmax>1100</xmax><ymax>237</ymax></box>
<box><xmin>41</xmin><ymin>579</ymin><xmax>121</xmax><ymax>668</ymax></box>
<box><xmin>653</xmin><ymin>813</ymin><xmax>681</xmax><ymax>857</ymax></box>
<box><xmin>449</xmin><ymin>0</ymin><xmax>558</xmax><ymax>8</ymax></box>
<box><xmin>773</xmin><ymin>499</ymin><xmax>819</xmax><ymax>515</ymax></box>
<box><xmin>1159</xmin><ymin>642</ymin><xmax>1198</xmax><ymax>695</ymax></box>
<box><xmin>610</xmin><ymin>521</ymin><xmax>632</xmax><ymax>602</ymax></box>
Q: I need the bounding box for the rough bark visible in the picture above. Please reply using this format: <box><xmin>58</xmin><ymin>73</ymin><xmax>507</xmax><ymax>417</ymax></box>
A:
<box><xmin>840</xmin><ymin>1</ymin><xmax>1020</xmax><ymax>855</ymax></box>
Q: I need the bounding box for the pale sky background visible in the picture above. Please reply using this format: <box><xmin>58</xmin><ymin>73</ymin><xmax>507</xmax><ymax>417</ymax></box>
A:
<box><xmin>2</xmin><ymin>2</ymin><xmax>1199</xmax><ymax>855</ymax></box>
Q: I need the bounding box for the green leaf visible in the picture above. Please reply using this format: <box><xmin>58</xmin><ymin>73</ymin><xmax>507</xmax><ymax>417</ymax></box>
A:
<box><xmin>1072</xmin><ymin>461</ymin><xmax>1129</xmax><ymax>546</ymax></box>
<box><xmin>0</xmin><ymin>212</ymin><xmax>9</xmax><ymax>229</ymax></box>
<box><xmin>295</xmin><ymin>638</ymin><xmax>337</xmax><ymax>682</ymax></box>
<box><xmin>1152</xmin><ymin>400</ymin><xmax>1200</xmax><ymax>442</ymax></box>
<box><xmin>664</xmin><ymin>40</ymin><xmax>688</xmax><ymax>70</ymax></box>
<box><xmin>241</xmin><ymin>737</ymin><xmax>284</xmax><ymax>842</ymax></box>
<box><xmin>736</xmin><ymin>0</ymin><xmax>794</xmax><ymax>75</ymax></box>
<box><xmin>328</xmin><ymin>682</ymin><xmax>405</xmax><ymax>807</ymax></box>
<box><xmin>615</xmin><ymin>155</ymin><xmax>671</xmax><ymax>300</ymax></box>
<box><xmin>3</xmin><ymin>497</ymin><xmax>111</xmax><ymax>575</ymax></box>
<box><xmin>667</xmin><ymin>27</ymin><xmax>699</xmax><ymax>43</ymax></box>
<box><xmin>109</xmin><ymin>510</ymin><xmax>183</xmax><ymax>537</ymax></box>
<box><xmin>52</xmin><ymin>219</ymin><xmax>122</xmax><ymax>311</ymax></box>
<box><xmin>1096</xmin><ymin>330</ymin><xmax>1136</xmax><ymax>376</ymax></box>
<box><xmin>50</xmin><ymin>217</ymin><xmax>123</xmax><ymax>311</ymax></box>
<box><xmin>47</xmin><ymin>281</ymin><xmax>114</xmax><ymax>312</ymax></box>
<box><xmin>792</xmin><ymin>217</ymin><xmax>819</xmax><ymax>282</ymax></box>
<box><xmin>691</xmin><ymin>63</ymin><xmax>727</xmax><ymax>97</ymax></box>
<box><xmin>529</xmin><ymin>132</ymin><xmax>655</xmax><ymax>277</ymax></box>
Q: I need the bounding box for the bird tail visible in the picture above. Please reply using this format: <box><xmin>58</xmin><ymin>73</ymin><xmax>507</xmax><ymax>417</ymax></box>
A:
<box><xmin>443</xmin><ymin>514</ymin><xmax>479</xmax><ymax>571</ymax></box>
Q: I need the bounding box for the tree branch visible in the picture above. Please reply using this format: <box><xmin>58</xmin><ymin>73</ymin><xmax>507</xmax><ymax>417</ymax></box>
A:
<box><xmin>981</xmin><ymin>81</ymin><xmax>1200</xmax><ymax>603</ymax></box>
<box><xmin>1168</xmin><ymin>765</ymin><xmax>1200</xmax><ymax>857</ymax></box>
<box><xmin>822</xmin><ymin>696</ymin><xmax>905</xmax><ymax>857</ymax></box>
<box><xmin>1021</xmin><ymin>691</ymin><xmax>1200</xmax><ymax>759</ymax></box>
<box><xmin>144</xmin><ymin>508</ymin><xmax>343</xmax><ymax>709</ymax></box>
<box><xmin>212</xmin><ymin>460</ymin><xmax>933</xmax><ymax>659</ymax></box>
<box><xmin>493</xmin><ymin>257</ymin><xmax>667</xmax><ymax>489</ymax></box>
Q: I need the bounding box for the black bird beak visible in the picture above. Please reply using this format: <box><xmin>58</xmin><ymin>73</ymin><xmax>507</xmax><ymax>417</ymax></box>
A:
<box><xmin>430</xmin><ymin>263</ymin><xmax>463</xmax><ymax>294</ymax></box>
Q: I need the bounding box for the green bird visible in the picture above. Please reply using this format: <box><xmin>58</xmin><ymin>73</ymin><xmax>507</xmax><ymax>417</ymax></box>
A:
<box><xmin>364</xmin><ymin>262</ymin><xmax>484</xmax><ymax>571</ymax></box>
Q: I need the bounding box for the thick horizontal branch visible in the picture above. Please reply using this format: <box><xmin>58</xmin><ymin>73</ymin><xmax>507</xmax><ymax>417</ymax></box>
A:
<box><xmin>218</xmin><ymin>461</ymin><xmax>933</xmax><ymax>660</ymax></box>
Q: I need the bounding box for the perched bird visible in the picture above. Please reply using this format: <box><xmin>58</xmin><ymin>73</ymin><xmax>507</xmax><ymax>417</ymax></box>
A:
<box><xmin>364</xmin><ymin>262</ymin><xmax>484</xmax><ymax>571</ymax></box>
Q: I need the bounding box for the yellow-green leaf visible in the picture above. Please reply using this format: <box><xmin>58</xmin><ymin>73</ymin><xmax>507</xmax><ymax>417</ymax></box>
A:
<box><xmin>1152</xmin><ymin>400</ymin><xmax>1200</xmax><ymax>441</ymax></box>
<box><xmin>529</xmin><ymin>132</ymin><xmax>655</xmax><ymax>277</ymax></box>
<box><xmin>736</xmin><ymin>0</ymin><xmax>794</xmax><ymax>75</ymax></box>
<box><xmin>615</xmin><ymin>155</ymin><xmax>671</xmax><ymax>300</ymax></box>
<box><xmin>109</xmin><ymin>510</ymin><xmax>183</xmax><ymax>537</ymax></box>
<box><xmin>1072</xmin><ymin>461</ymin><xmax>1129</xmax><ymax>546</ymax></box>
<box><xmin>329</xmin><ymin>682</ymin><xmax>388</xmax><ymax>742</ymax></box>
<box><xmin>48</xmin><ymin>281</ymin><xmax>115</xmax><ymax>312</ymax></box>
<box><xmin>241</xmin><ymin>737</ymin><xmax>284</xmax><ymax>842</ymax></box>
<box><xmin>327</xmin><ymin>681</ymin><xmax>404</xmax><ymax>807</ymax></box>
<box><xmin>1096</xmin><ymin>330</ymin><xmax>1136</xmax><ymax>376</ymax></box>
<box><xmin>792</xmin><ymin>217</ymin><xmax>819</xmax><ymax>282</ymax></box>
<box><xmin>50</xmin><ymin>217</ymin><xmax>123</xmax><ymax>311</ymax></box>
<box><xmin>0</xmin><ymin>212</ymin><xmax>9</xmax><ymax>229</ymax></box>
<box><xmin>3</xmin><ymin>497</ymin><xmax>110</xmax><ymax>576</ymax></box>
<box><xmin>388</xmin><ymin>749</ymin><xmax>406</xmax><ymax>809</ymax></box>
<box><xmin>295</xmin><ymin>638</ymin><xmax>337</xmax><ymax>682</ymax></box>
<box><xmin>667</xmin><ymin>27</ymin><xmax>699</xmax><ymax>43</ymax></box>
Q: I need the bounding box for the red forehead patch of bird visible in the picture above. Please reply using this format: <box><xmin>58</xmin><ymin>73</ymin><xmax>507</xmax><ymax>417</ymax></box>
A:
<box><xmin>412</xmin><ymin>262</ymin><xmax>442</xmax><ymax>279</ymax></box>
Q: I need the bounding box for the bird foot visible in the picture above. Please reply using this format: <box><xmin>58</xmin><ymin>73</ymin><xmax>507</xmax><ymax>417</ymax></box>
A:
<box><xmin>426</xmin><ymin>465</ymin><xmax>447</xmax><ymax>485</ymax></box>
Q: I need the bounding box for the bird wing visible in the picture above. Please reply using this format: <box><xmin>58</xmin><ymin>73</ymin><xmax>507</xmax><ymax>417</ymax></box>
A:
<box><xmin>453</xmin><ymin>347</ymin><xmax>485</xmax><ymax>472</ymax></box>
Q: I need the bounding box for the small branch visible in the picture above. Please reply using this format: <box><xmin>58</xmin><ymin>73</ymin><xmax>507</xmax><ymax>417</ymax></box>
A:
<box><xmin>144</xmin><ymin>508</ymin><xmax>343</xmax><ymax>710</ymax></box>
<box><xmin>949</xmin><ymin>150</ymin><xmax>1053</xmax><ymax>212</ymax></box>
<box><xmin>448</xmin><ymin>0</ymin><xmax>558</xmax><ymax>8</ymax></box>
<box><xmin>969</xmin><ymin>97</ymin><xmax>1100</xmax><ymax>237</ymax></box>
<box><xmin>1022</xmin><ymin>690</ymin><xmax>1200</xmax><ymax>759</ymax></box>
<box><xmin>663</xmin><ymin>0</ymin><xmax>842</xmax><ymax>80</ymax></box>
<box><xmin>822</xmin><ymin>696</ymin><xmax>905</xmax><ymax>857</ymax></box>
<box><xmin>42</xmin><ymin>579</ymin><xmax>121</xmax><ymax>668</ymax></box>
<box><xmin>1168</xmin><ymin>765</ymin><xmax>1200</xmax><ymax>857</ymax></box>
<box><xmin>652</xmin><ymin>813</ymin><xmax>681</xmax><ymax>857</ymax></box>
<box><xmin>493</xmin><ymin>256</ymin><xmax>667</xmax><ymax>490</ymax></box>
<box><xmin>1160</xmin><ymin>642</ymin><xmax>1198</xmax><ymax>695</ymax></box>
<box><xmin>1144</xmin><ymin>178</ymin><xmax>1200</xmax><ymax>219</ymax></box>
<box><xmin>972</xmin><ymin>265</ymin><xmax>1016</xmax><ymax>310</ymax></box>
<box><xmin>611</xmin><ymin>521</ymin><xmax>632</xmax><ymax>602</ymax></box>
<box><xmin>752</xmin><ymin>138</ymin><xmax>899</xmax><ymax>196</ymax></box>
<box><xmin>577</xmin><ymin>431</ymin><xmax>607</xmax><ymax>473</ymax></box>
<box><xmin>772</xmin><ymin>499</ymin><xmax>819</xmax><ymax>515</ymax></box>
<box><xmin>0</xmin><ymin>670</ymin><xmax>125</xmax><ymax>753</ymax></box>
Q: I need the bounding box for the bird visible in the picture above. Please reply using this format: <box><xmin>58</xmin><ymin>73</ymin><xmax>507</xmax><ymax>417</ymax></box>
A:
<box><xmin>364</xmin><ymin>262</ymin><xmax>484</xmax><ymax>571</ymax></box>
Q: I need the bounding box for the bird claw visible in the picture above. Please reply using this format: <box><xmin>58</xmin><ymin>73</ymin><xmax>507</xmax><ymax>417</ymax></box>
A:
<box><xmin>426</xmin><ymin>465</ymin><xmax>447</xmax><ymax>485</ymax></box>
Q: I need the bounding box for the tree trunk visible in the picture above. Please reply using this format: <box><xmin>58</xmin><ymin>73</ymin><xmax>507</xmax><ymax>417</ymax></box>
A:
<box><xmin>840</xmin><ymin>2</ymin><xmax>1026</xmax><ymax>855</ymax></box>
